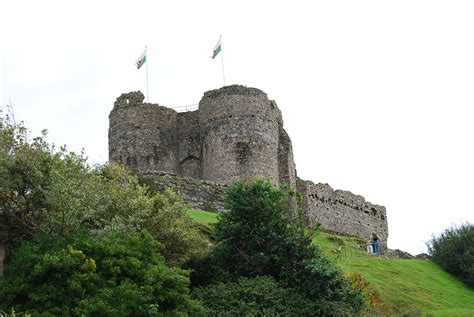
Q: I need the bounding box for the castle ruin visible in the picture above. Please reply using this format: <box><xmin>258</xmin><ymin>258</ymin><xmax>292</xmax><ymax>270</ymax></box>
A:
<box><xmin>109</xmin><ymin>85</ymin><xmax>295</xmax><ymax>187</ymax></box>
<box><xmin>109</xmin><ymin>85</ymin><xmax>388</xmax><ymax>244</ymax></box>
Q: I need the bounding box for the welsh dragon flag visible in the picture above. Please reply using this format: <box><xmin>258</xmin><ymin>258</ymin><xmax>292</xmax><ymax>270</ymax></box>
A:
<box><xmin>136</xmin><ymin>49</ymin><xmax>147</xmax><ymax>69</ymax></box>
<box><xmin>212</xmin><ymin>38</ymin><xmax>222</xmax><ymax>59</ymax></box>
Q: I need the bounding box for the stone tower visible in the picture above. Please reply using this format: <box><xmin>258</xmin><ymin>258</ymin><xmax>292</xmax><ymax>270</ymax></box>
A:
<box><xmin>109</xmin><ymin>85</ymin><xmax>296</xmax><ymax>187</ymax></box>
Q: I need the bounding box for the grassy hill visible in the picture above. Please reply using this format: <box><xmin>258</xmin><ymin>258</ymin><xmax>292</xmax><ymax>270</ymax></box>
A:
<box><xmin>189</xmin><ymin>210</ymin><xmax>474</xmax><ymax>316</ymax></box>
<box><xmin>313</xmin><ymin>231</ymin><xmax>474</xmax><ymax>316</ymax></box>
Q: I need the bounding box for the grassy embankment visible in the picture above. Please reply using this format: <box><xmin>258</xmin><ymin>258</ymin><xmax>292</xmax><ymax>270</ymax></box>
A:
<box><xmin>314</xmin><ymin>231</ymin><xmax>474</xmax><ymax>316</ymax></box>
<box><xmin>188</xmin><ymin>210</ymin><xmax>474</xmax><ymax>316</ymax></box>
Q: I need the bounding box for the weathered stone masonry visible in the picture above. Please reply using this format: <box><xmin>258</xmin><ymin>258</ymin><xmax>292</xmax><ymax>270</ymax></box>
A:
<box><xmin>109</xmin><ymin>85</ymin><xmax>388</xmax><ymax>243</ymax></box>
<box><xmin>140</xmin><ymin>171</ymin><xmax>226</xmax><ymax>212</ymax></box>
<box><xmin>109</xmin><ymin>85</ymin><xmax>296</xmax><ymax>188</ymax></box>
<box><xmin>297</xmin><ymin>180</ymin><xmax>388</xmax><ymax>245</ymax></box>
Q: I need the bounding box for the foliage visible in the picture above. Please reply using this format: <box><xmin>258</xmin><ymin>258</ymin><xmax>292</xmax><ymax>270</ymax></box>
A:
<box><xmin>0</xmin><ymin>230</ymin><xmax>204</xmax><ymax>316</ymax></box>
<box><xmin>0</xmin><ymin>114</ymin><xmax>55</xmax><ymax>248</ymax></box>
<box><xmin>190</xmin><ymin>211</ymin><xmax>474</xmax><ymax>316</ymax></box>
<box><xmin>192</xmin><ymin>276</ymin><xmax>289</xmax><ymax>316</ymax></box>
<box><xmin>0</xmin><ymin>308</ymin><xmax>31</xmax><ymax>317</ymax></box>
<box><xmin>189</xmin><ymin>179</ymin><xmax>365</xmax><ymax>313</ymax></box>
<box><xmin>344</xmin><ymin>272</ymin><xmax>384</xmax><ymax>311</ymax></box>
<box><xmin>0</xmin><ymin>114</ymin><xmax>208</xmax><ymax>266</ymax></box>
<box><xmin>192</xmin><ymin>276</ymin><xmax>354</xmax><ymax>317</ymax></box>
<box><xmin>186</xmin><ymin>252</ymin><xmax>232</xmax><ymax>289</ymax></box>
<box><xmin>428</xmin><ymin>222</ymin><xmax>474</xmax><ymax>287</ymax></box>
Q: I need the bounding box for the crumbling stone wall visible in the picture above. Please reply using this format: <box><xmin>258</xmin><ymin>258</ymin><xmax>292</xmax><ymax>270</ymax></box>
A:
<box><xmin>137</xmin><ymin>172</ymin><xmax>389</xmax><ymax>245</ymax></box>
<box><xmin>109</xmin><ymin>92</ymin><xmax>179</xmax><ymax>172</ymax></box>
<box><xmin>140</xmin><ymin>171</ymin><xmax>226</xmax><ymax>212</ymax></box>
<box><xmin>297</xmin><ymin>179</ymin><xmax>389</xmax><ymax>245</ymax></box>
<box><xmin>177</xmin><ymin>110</ymin><xmax>202</xmax><ymax>179</ymax></box>
<box><xmin>278</xmin><ymin>127</ymin><xmax>296</xmax><ymax>188</ymax></box>
<box><xmin>109</xmin><ymin>85</ymin><xmax>296</xmax><ymax>187</ymax></box>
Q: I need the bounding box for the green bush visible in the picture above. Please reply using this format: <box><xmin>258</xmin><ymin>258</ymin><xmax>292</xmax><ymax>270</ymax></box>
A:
<box><xmin>189</xmin><ymin>179</ymin><xmax>365</xmax><ymax>313</ymax></box>
<box><xmin>0</xmin><ymin>115</ymin><xmax>208</xmax><ymax>266</ymax></box>
<box><xmin>192</xmin><ymin>276</ymin><xmax>354</xmax><ymax>317</ymax></box>
<box><xmin>428</xmin><ymin>222</ymin><xmax>474</xmax><ymax>287</ymax></box>
<box><xmin>0</xmin><ymin>230</ymin><xmax>204</xmax><ymax>316</ymax></box>
<box><xmin>0</xmin><ymin>115</ymin><xmax>55</xmax><ymax>249</ymax></box>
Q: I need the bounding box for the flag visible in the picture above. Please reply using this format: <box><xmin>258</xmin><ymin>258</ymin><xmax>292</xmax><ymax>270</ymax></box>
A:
<box><xmin>212</xmin><ymin>38</ymin><xmax>222</xmax><ymax>59</ymax></box>
<box><xmin>136</xmin><ymin>49</ymin><xmax>147</xmax><ymax>69</ymax></box>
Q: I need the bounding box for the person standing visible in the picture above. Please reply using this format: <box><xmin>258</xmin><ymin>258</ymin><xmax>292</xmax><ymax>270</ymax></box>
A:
<box><xmin>371</xmin><ymin>231</ymin><xmax>381</xmax><ymax>253</ymax></box>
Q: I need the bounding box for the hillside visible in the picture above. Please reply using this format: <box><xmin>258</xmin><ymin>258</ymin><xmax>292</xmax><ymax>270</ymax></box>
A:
<box><xmin>314</xmin><ymin>231</ymin><xmax>474</xmax><ymax>316</ymax></box>
<box><xmin>189</xmin><ymin>210</ymin><xmax>474</xmax><ymax>316</ymax></box>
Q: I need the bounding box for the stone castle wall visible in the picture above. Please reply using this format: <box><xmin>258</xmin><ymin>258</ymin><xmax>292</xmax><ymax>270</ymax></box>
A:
<box><xmin>278</xmin><ymin>128</ymin><xmax>297</xmax><ymax>188</ymax></box>
<box><xmin>109</xmin><ymin>85</ymin><xmax>296</xmax><ymax>187</ymax></box>
<box><xmin>140</xmin><ymin>172</ymin><xmax>226</xmax><ymax>212</ymax></box>
<box><xmin>297</xmin><ymin>179</ymin><xmax>388</xmax><ymax>245</ymax></box>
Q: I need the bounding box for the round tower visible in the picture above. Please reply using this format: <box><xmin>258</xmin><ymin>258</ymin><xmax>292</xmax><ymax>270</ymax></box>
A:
<box><xmin>199</xmin><ymin>85</ymin><xmax>282</xmax><ymax>185</ymax></box>
<box><xmin>109</xmin><ymin>91</ymin><xmax>178</xmax><ymax>173</ymax></box>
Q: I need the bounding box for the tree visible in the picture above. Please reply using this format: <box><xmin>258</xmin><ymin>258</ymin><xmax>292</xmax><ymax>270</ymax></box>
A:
<box><xmin>428</xmin><ymin>222</ymin><xmax>474</xmax><ymax>287</ymax></box>
<box><xmin>0</xmin><ymin>114</ymin><xmax>207</xmax><ymax>266</ymax></box>
<box><xmin>0</xmin><ymin>230</ymin><xmax>204</xmax><ymax>315</ymax></box>
<box><xmin>190</xmin><ymin>179</ymin><xmax>365</xmax><ymax>313</ymax></box>
<box><xmin>0</xmin><ymin>114</ymin><xmax>56</xmax><ymax>248</ymax></box>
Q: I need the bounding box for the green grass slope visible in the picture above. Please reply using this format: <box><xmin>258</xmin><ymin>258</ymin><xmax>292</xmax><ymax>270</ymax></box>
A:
<box><xmin>188</xmin><ymin>209</ymin><xmax>219</xmax><ymax>225</ymax></box>
<box><xmin>189</xmin><ymin>210</ymin><xmax>474</xmax><ymax>315</ymax></box>
<box><xmin>313</xmin><ymin>231</ymin><xmax>474</xmax><ymax>316</ymax></box>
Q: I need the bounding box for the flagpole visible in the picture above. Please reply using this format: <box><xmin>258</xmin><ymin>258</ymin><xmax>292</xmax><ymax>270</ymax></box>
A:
<box><xmin>220</xmin><ymin>35</ymin><xmax>226</xmax><ymax>86</ymax></box>
<box><xmin>145</xmin><ymin>45</ymin><xmax>149</xmax><ymax>102</ymax></box>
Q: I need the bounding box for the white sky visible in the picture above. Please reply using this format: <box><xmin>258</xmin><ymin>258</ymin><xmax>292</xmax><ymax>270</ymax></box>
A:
<box><xmin>1</xmin><ymin>0</ymin><xmax>473</xmax><ymax>255</ymax></box>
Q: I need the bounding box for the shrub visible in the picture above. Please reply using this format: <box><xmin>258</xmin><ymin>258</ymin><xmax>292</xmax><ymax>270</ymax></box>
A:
<box><xmin>190</xmin><ymin>179</ymin><xmax>365</xmax><ymax>313</ymax></box>
<box><xmin>428</xmin><ymin>222</ymin><xmax>474</xmax><ymax>287</ymax></box>
<box><xmin>344</xmin><ymin>272</ymin><xmax>385</xmax><ymax>311</ymax></box>
<box><xmin>0</xmin><ymin>115</ymin><xmax>208</xmax><ymax>266</ymax></box>
<box><xmin>192</xmin><ymin>276</ymin><xmax>354</xmax><ymax>317</ymax></box>
<box><xmin>0</xmin><ymin>230</ymin><xmax>204</xmax><ymax>315</ymax></box>
<box><xmin>0</xmin><ymin>115</ymin><xmax>55</xmax><ymax>249</ymax></box>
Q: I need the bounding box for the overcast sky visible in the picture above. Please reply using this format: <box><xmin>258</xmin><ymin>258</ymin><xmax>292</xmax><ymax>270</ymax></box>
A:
<box><xmin>1</xmin><ymin>0</ymin><xmax>473</xmax><ymax>255</ymax></box>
